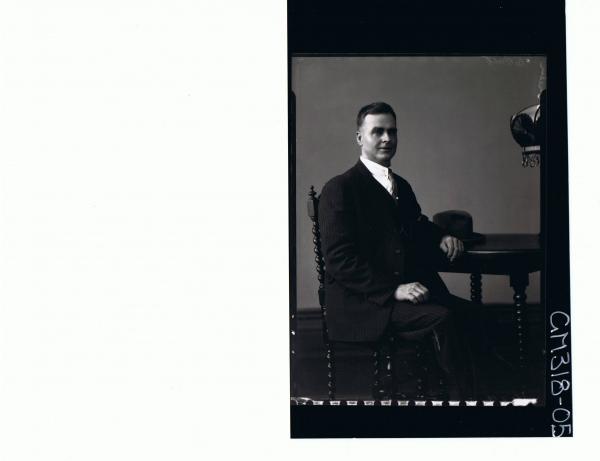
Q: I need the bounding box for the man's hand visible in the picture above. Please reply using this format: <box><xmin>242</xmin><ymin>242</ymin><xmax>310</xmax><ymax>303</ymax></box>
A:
<box><xmin>394</xmin><ymin>282</ymin><xmax>430</xmax><ymax>304</ymax></box>
<box><xmin>440</xmin><ymin>235</ymin><xmax>464</xmax><ymax>262</ymax></box>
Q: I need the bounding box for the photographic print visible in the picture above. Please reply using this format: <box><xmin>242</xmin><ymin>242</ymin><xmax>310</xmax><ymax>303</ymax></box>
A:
<box><xmin>289</xmin><ymin>0</ymin><xmax>571</xmax><ymax>438</ymax></box>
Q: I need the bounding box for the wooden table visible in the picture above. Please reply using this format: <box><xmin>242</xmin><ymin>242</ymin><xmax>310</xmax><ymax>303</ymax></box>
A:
<box><xmin>436</xmin><ymin>233</ymin><xmax>542</xmax><ymax>394</ymax></box>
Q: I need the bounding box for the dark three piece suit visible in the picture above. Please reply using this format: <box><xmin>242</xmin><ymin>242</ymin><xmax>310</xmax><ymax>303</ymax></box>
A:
<box><xmin>319</xmin><ymin>160</ymin><xmax>476</xmax><ymax>397</ymax></box>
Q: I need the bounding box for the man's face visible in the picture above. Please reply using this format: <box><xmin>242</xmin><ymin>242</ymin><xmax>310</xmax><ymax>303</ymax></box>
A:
<box><xmin>356</xmin><ymin>113</ymin><xmax>398</xmax><ymax>167</ymax></box>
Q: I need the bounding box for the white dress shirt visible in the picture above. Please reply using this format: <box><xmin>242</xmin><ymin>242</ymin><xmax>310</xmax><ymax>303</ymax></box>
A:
<box><xmin>360</xmin><ymin>155</ymin><xmax>396</xmax><ymax>198</ymax></box>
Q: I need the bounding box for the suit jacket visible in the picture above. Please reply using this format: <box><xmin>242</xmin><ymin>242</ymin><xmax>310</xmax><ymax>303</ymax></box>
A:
<box><xmin>319</xmin><ymin>160</ymin><xmax>450</xmax><ymax>342</ymax></box>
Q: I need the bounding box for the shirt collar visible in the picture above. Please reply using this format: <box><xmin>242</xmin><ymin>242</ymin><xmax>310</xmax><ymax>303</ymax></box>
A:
<box><xmin>360</xmin><ymin>155</ymin><xmax>392</xmax><ymax>178</ymax></box>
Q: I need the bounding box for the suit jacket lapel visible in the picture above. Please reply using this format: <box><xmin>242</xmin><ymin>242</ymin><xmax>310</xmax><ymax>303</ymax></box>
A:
<box><xmin>351</xmin><ymin>160</ymin><xmax>399</xmax><ymax>211</ymax></box>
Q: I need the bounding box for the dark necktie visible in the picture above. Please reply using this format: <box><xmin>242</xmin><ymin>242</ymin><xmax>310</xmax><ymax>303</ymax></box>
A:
<box><xmin>388</xmin><ymin>170</ymin><xmax>398</xmax><ymax>201</ymax></box>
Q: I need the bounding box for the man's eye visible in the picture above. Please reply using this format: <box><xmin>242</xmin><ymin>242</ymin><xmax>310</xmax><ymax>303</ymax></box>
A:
<box><xmin>373</xmin><ymin>128</ymin><xmax>384</xmax><ymax>135</ymax></box>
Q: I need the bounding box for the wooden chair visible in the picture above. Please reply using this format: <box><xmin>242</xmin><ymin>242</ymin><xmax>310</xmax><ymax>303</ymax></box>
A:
<box><xmin>307</xmin><ymin>186</ymin><xmax>434</xmax><ymax>400</ymax></box>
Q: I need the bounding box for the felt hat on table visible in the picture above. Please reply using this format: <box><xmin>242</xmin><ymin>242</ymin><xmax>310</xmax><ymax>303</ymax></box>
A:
<box><xmin>432</xmin><ymin>210</ymin><xmax>484</xmax><ymax>245</ymax></box>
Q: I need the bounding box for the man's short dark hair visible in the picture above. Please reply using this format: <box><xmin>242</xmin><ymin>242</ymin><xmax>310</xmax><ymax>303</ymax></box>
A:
<box><xmin>356</xmin><ymin>102</ymin><xmax>396</xmax><ymax>129</ymax></box>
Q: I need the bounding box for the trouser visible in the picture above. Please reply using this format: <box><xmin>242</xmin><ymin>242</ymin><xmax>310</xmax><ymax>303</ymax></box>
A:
<box><xmin>389</xmin><ymin>294</ymin><xmax>480</xmax><ymax>399</ymax></box>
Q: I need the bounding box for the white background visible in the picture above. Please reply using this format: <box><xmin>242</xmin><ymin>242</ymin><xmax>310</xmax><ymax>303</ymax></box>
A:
<box><xmin>0</xmin><ymin>0</ymin><xmax>597</xmax><ymax>458</ymax></box>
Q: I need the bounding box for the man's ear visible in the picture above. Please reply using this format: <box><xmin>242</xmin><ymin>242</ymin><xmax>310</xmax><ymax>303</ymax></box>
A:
<box><xmin>356</xmin><ymin>130</ymin><xmax>362</xmax><ymax>146</ymax></box>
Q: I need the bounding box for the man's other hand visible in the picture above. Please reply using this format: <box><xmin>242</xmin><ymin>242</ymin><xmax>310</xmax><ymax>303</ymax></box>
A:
<box><xmin>440</xmin><ymin>235</ymin><xmax>464</xmax><ymax>262</ymax></box>
<box><xmin>394</xmin><ymin>282</ymin><xmax>430</xmax><ymax>304</ymax></box>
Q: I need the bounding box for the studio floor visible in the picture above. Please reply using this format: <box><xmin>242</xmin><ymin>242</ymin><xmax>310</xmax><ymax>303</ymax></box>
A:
<box><xmin>291</xmin><ymin>304</ymin><xmax>545</xmax><ymax>403</ymax></box>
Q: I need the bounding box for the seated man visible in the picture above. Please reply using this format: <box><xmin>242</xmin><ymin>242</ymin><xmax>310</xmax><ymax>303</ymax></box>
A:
<box><xmin>319</xmin><ymin>101</ymin><xmax>475</xmax><ymax>399</ymax></box>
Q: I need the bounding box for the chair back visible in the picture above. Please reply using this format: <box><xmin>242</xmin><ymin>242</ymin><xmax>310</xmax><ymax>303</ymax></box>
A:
<box><xmin>306</xmin><ymin>186</ymin><xmax>397</xmax><ymax>400</ymax></box>
<box><xmin>307</xmin><ymin>186</ymin><xmax>329</xmax><ymax>342</ymax></box>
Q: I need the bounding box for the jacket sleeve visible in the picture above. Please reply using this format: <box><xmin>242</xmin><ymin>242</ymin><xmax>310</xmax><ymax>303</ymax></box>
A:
<box><xmin>319</xmin><ymin>178</ymin><xmax>398</xmax><ymax>306</ymax></box>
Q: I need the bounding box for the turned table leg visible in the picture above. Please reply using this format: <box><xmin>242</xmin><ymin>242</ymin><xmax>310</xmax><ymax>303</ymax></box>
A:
<box><xmin>510</xmin><ymin>272</ymin><xmax>529</xmax><ymax>396</ymax></box>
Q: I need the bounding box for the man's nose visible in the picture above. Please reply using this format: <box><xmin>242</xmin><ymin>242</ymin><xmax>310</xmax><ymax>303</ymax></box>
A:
<box><xmin>381</xmin><ymin>131</ymin><xmax>390</xmax><ymax>142</ymax></box>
